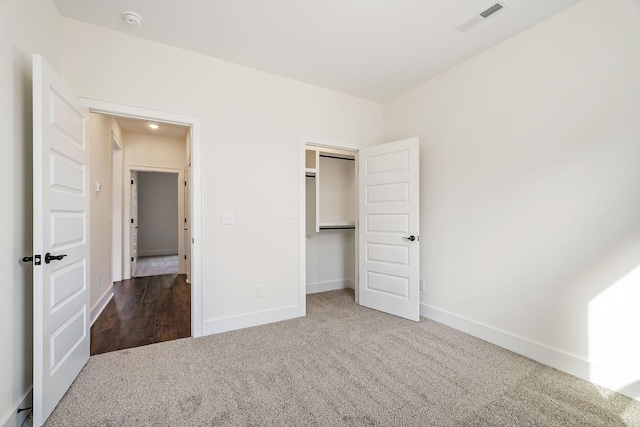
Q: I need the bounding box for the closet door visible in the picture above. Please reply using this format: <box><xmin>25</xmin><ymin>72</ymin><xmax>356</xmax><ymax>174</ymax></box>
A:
<box><xmin>358</xmin><ymin>138</ymin><xmax>420</xmax><ymax>321</ymax></box>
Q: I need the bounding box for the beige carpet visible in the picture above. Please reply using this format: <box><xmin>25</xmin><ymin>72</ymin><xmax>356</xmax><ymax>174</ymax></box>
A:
<box><xmin>34</xmin><ymin>289</ymin><xmax>639</xmax><ymax>426</ymax></box>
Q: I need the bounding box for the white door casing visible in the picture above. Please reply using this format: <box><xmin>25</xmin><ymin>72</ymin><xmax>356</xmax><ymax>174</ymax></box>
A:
<box><xmin>358</xmin><ymin>137</ymin><xmax>420</xmax><ymax>321</ymax></box>
<box><xmin>32</xmin><ymin>54</ymin><xmax>90</xmax><ymax>426</ymax></box>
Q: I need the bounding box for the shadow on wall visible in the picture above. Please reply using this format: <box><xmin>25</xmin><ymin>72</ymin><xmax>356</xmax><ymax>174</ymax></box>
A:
<box><xmin>14</xmin><ymin>46</ymin><xmax>35</xmax><ymax>409</ymax></box>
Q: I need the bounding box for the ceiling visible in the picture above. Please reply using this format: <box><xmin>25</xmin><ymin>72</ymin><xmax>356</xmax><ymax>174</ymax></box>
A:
<box><xmin>115</xmin><ymin>116</ymin><xmax>189</xmax><ymax>139</ymax></box>
<box><xmin>53</xmin><ymin>0</ymin><xmax>580</xmax><ymax>102</ymax></box>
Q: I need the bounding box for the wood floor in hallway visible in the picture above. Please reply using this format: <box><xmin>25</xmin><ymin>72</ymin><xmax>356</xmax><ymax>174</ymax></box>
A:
<box><xmin>90</xmin><ymin>274</ymin><xmax>191</xmax><ymax>355</ymax></box>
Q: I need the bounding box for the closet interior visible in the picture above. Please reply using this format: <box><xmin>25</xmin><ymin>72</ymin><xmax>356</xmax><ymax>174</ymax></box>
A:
<box><xmin>305</xmin><ymin>145</ymin><xmax>357</xmax><ymax>295</ymax></box>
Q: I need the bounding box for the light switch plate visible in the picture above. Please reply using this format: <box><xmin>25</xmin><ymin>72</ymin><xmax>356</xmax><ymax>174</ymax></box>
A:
<box><xmin>222</xmin><ymin>211</ymin><xmax>235</xmax><ymax>225</ymax></box>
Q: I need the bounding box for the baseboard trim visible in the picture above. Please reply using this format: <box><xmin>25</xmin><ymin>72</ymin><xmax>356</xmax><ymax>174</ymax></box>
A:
<box><xmin>202</xmin><ymin>305</ymin><xmax>302</xmax><ymax>336</ymax></box>
<box><xmin>306</xmin><ymin>279</ymin><xmax>354</xmax><ymax>294</ymax></box>
<box><xmin>91</xmin><ymin>286</ymin><xmax>114</xmax><ymax>326</ymax></box>
<box><xmin>137</xmin><ymin>250</ymin><xmax>178</xmax><ymax>257</ymax></box>
<box><xmin>421</xmin><ymin>303</ymin><xmax>640</xmax><ymax>401</ymax></box>
<box><xmin>1</xmin><ymin>388</ymin><xmax>32</xmax><ymax>427</ymax></box>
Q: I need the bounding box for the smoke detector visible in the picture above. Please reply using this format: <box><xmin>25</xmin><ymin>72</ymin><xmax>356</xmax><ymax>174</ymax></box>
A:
<box><xmin>457</xmin><ymin>1</ymin><xmax>509</xmax><ymax>33</ymax></box>
<box><xmin>123</xmin><ymin>10</ymin><xmax>144</xmax><ymax>27</ymax></box>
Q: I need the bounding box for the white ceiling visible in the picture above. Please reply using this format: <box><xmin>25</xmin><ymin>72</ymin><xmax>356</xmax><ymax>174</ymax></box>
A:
<box><xmin>53</xmin><ymin>0</ymin><xmax>580</xmax><ymax>101</ymax></box>
<box><xmin>115</xmin><ymin>116</ymin><xmax>189</xmax><ymax>139</ymax></box>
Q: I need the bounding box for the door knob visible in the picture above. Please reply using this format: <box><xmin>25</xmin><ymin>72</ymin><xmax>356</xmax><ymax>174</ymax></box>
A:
<box><xmin>44</xmin><ymin>252</ymin><xmax>67</xmax><ymax>264</ymax></box>
<box><xmin>402</xmin><ymin>235</ymin><xmax>416</xmax><ymax>242</ymax></box>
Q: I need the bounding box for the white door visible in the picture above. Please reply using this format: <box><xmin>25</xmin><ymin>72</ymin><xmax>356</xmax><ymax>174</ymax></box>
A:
<box><xmin>32</xmin><ymin>54</ymin><xmax>90</xmax><ymax>426</ymax></box>
<box><xmin>184</xmin><ymin>163</ymin><xmax>191</xmax><ymax>283</ymax></box>
<box><xmin>358</xmin><ymin>137</ymin><xmax>420</xmax><ymax>321</ymax></box>
<box><xmin>130</xmin><ymin>172</ymin><xmax>138</xmax><ymax>276</ymax></box>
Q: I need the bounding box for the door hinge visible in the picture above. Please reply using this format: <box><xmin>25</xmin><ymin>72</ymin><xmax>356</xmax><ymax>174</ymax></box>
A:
<box><xmin>184</xmin><ymin>181</ymin><xmax>187</xmax><ymax>186</ymax></box>
<box><xmin>131</xmin><ymin>218</ymin><xmax>134</xmax><ymax>224</ymax></box>
<box><xmin>184</xmin><ymin>218</ymin><xmax>187</xmax><ymax>223</ymax></box>
<box><xmin>184</xmin><ymin>255</ymin><xmax>187</xmax><ymax>260</ymax></box>
<box><xmin>131</xmin><ymin>179</ymin><xmax>134</xmax><ymax>185</ymax></box>
<box><xmin>131</xmin><ymin>257</ymin><xmax>134</xmax><ymax>262</ymax></box>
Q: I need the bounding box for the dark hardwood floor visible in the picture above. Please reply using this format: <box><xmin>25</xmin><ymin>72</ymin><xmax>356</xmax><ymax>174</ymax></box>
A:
<box><xmin>90</xmin><ymin>274</ymin><xmax>191</xmax><ymax>355</ymax></box>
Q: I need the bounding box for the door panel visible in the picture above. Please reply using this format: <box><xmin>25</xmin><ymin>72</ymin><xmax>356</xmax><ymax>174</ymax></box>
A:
<box><xmin>33</xmin><ymin>54</ymin><xmax>89</xmax><ymax>426</ymax></box>
<box><xmin>358</xmin><ymin>138</ymin><xmax>420</xmax><ymax>321</ymax></box>
<box><xmin>184</xmin><ymin>163</ymin><xmax>191</xmax><ymax>282</ymax></box>
<box><xmin>130</xmin><ymin>172</ymin><xmax>138</xmax><ymax>276</ymax></box>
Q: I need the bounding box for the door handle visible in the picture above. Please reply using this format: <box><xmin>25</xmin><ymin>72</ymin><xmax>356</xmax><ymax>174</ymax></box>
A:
<box><xmin>402</xmin><ymin>235</ymin><xmax>416</xmax><ymax>242</ymax></box>
<box><xmin>44</xmin><ymin>252</ymin><xmax>67</xmax><ymax>264</ymax></box>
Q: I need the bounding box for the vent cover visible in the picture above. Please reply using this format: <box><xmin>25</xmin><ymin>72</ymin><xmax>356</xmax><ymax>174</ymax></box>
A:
<box><xmin>457</xmin><ymin>1</ymin><xmax>509</xmax><ymax>33</ymax></box>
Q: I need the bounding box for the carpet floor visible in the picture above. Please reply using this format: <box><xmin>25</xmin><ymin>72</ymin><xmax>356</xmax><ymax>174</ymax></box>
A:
<box><xmin>134</xmin><ymin>255</ymin><xmax>178</xmax><ymax>277</ymax></box>
<box><xmin>37</xmin><ymin>289</ymin><xmax>639</xmax><ymax>426</ymax></box>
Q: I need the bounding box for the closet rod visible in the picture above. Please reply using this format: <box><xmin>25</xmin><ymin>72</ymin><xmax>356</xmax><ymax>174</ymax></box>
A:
<box><xmin>319</xmin><ymin>154</ymin><xmax>355</xmax><ymax>161</ymax></box>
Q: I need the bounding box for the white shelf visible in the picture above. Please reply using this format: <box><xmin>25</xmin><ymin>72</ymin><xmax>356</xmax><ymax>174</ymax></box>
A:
<box><xmin>319</xmin><ymin>221</ymin><xmax>355</xmax><ymax>229</ymax></box>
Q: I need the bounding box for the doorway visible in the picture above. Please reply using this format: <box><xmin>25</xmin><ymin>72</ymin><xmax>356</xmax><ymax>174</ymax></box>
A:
<box><xmin>86</xmin><ymin>99</ymin><xmax>202</xmax><ymax>337</ymax></box>
<box><xmin>91</xmin><ymin>113</ymin><xmax>193</xmax><ymax>354</ymax></box>
<box><xmin>129</xmin><ymin>171</ymin><xmax>183</xmax><ymax>278</ymax></box>
<box><xmin>299</xmin><ymin>136</ymin><xmax>422</xmax><ymax>321</ymax></box>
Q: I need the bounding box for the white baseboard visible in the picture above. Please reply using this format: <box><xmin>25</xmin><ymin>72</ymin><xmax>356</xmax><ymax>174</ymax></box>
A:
<box><xmin>91</xmin><ymin>286</ymin><xmax>114</xmax><ymax>326</ymax></box>
<box><xmin>306</xmin><ymin>279</ymin><xmax>354</xmax><ymax>294</ymax></box>
<box><xmin>137</xmin><ymin>249</ymin><xmax>178</xmax><ymax>257</ymax></box>
<box><xmin>202</xmin><ymin>305</ymin><xmax>302</xmax><ymax>335</ymax></box>
<box><xmin>1</xmin><ymin>388</ymin><xmax>32</xmax><ymax>427</ymax></box>
<box><xmin>421</xmin><ymin>303</ymin><xmax>640</xmax><ymax>402</ymax></box>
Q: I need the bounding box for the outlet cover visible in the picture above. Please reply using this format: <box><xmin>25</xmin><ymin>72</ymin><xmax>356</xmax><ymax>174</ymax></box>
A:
<box><xmin>254</xmin><ymin>284</ymin><xmax>263</xmax><ymax>298</ymax></box>
<box><xmin>419</xmin><ymin>279</ymin><xmax>425</xmax><ymax>291</ymax></box>
<box><xmin>222</xmin><ymin>211</ymin><xmax>235</xmax><ymax>225</ymax></box>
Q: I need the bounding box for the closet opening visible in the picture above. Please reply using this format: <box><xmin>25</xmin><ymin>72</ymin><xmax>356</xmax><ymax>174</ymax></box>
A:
<box><xmin>304</xmin><ymin>145</ymin><xmax>358</xmax><ymax>298</ymax></box>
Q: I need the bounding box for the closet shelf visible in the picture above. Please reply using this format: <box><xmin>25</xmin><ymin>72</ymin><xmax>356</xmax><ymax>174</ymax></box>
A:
<box><xmin>319</xmin><ymin>222</ymin><xmax>355</xmax><ymax>230</ymax></box>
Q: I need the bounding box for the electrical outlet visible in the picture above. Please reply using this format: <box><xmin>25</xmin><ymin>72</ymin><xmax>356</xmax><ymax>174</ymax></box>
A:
<box><xmin>419</xmin><ymin>279</ymin><xmax>425</xmax><ymax>291</ymax></box>
<box><xmin>222</xmin><ymin>211</ymin><xmax>235</xmax><ymax>225</ymax></box>
<box><xmin>254</xmin><ymin>284</ymin><xmax>263</xmax><ymax>298</ymax></box>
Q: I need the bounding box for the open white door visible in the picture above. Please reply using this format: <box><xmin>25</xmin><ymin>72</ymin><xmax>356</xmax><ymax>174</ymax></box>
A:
<box><xmin>358</xmin><ymin>137</ymin><xmax>420</xmax><ymax>321</ymax></box>
<box><xmin>32</xmin><ymin>54</ymin><xmax>90</xmax><ymax>426</ymax></box>
<box><xmin>130</xmin><ymin>172</ymin><xmax>138</xmax><ymax>276</ymax></box>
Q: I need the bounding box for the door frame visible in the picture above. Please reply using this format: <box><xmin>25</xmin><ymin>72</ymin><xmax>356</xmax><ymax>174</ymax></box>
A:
<box><xmin>111</xmin><ymin>131</ymin><xmax>124</xmax><ymax>282</ymax></box>
<box><xmin>83</xmin><ymin>97</ymin><xmax>203</xmax><ymax>337</ymax></box>
<box><xmin>297</xmin><ymin>134</ymin><xmax>365</xmax><ymax>317</ymax></box>
<box><xmin>124</xmin><ymin>167</ymin><xmax>184</xmax><ymax>278</ymax></box>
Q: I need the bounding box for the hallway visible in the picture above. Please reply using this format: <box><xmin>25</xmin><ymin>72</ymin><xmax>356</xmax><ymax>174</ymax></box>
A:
<box><xmin>90</xmin><ymin>274</ymin><xmax>191</xmax><ymax>355</ymax></box>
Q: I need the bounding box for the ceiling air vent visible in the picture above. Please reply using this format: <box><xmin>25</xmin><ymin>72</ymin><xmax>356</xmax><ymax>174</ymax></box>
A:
<box><xmin>457</xmin><ymin>1</ymin><xmax>509</xmax><ymax>33</ymax></box>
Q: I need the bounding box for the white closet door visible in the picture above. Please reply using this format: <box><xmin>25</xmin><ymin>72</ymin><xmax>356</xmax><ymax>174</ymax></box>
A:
<box><xmin>358</xmin><ymin>138</ymin><xmax>420</xmax><ymax>321</ymax></box>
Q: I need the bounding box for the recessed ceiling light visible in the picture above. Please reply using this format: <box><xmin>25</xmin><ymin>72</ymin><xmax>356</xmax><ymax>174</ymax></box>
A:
<box><xmin>123</xmin><ymin>10</ymin><xmax>144</xmax><ymax>27</ymax></box>
<box><xmin>148</xmin><ymin>123</ymin><xmax>159</xmax><ymax>130</ymax></box>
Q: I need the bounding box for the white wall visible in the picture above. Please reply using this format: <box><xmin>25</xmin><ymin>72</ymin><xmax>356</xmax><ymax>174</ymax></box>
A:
<box><xmin>137</xmin><ymin>172</ymin><xmax>179</xmax><ymax>257</ymax></box>
<box><xmin>384</xmin><ymin>0</ymin><xmax>640</xmax><ymax>399</ymax></box>
<box><xmin>111</xmin><ymin>132</ymin><xmax>124</xmax><ymax>282</ymax></box>
<box><xmin>123</xmin><ymin>132</ymin><xmax>186</xmax><ymax>170</ymax></box>
<box><xmin>59</xmin><ymin>18</ymin><xmax>383</xmax><ymax>331</ymax></box>
<box><xmin>0</xmin><ymin>1</ymin><xmax>61</xmax><ymax>425</ymax></box>
<box><xmin>87</xmin><ymin>113</ymin><xmax>122</xmax><ymax>318</ymax></box>
<box><xmin>306</xmin><ymin>230</ymin><xmax>355</xmax><ymax>293</ymax></box>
